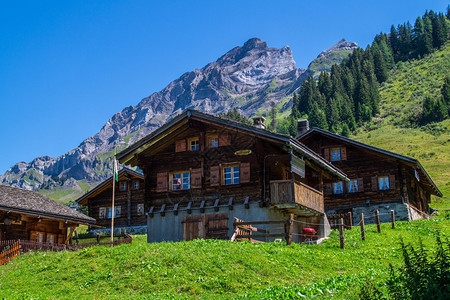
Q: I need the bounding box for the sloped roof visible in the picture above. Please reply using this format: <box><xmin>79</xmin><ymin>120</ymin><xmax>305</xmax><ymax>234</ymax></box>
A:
<box><xmin>0</xmin><ymin>185</ymin><xmax>96</xmax><ymax>224</ymax></box>
<box><xmin>76</xmin><ymin>167</ymin><xmax>143</xmax><ymax>205</ymax></box>
<box><xmin>297</xmin><ymin>127</ymin><xmax>442</xmax><ymax>197</ymax></box>
<box><xmin>117</xmin><ymin>109</ymin><xmax>348</xmax><ymax>180</ymax></box>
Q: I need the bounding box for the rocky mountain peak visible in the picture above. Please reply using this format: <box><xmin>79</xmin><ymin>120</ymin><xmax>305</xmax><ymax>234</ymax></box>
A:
<box><xmin>317</xmin><ymin>38</ymin><xmax>358</xmax><ymax>58</ymax></box>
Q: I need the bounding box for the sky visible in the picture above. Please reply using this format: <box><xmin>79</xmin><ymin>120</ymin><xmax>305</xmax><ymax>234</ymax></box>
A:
<box><xmin>0</xmin><ymin>0</ymin><xmax>448</xmax><ymax>174</ymax></box>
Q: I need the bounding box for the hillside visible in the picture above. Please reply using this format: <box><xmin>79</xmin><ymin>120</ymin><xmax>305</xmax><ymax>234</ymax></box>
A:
<box><xmin>0</xmin><ymin>219</ymin><xmax>448</xmax><ymax>299</ymax></box>
<box><xmin>352</xmin><ymin>42</ymin><xmax>450</xmax><ymax>210</ymax></box>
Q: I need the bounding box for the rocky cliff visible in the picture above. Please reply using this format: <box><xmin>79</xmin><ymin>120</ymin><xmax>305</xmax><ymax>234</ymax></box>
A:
<box><xmin>0</xmin><ymin>38</ymin><xmax>356</xmax><ymax>200</ymax></box>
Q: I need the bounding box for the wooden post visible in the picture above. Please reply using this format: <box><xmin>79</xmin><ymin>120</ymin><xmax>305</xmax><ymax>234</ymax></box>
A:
<box><xmin>74</xmin><ymin>230</ymin><xmax>79</xmax><ymax>245</ymax></box>
<box><xmin>375</xmin><ymin>210</ymin><xmax>381</xmax><ymax>233</ymax></box>
<box><xmin>360</xmin><ymin>213</ymin><xmax>365</xmax><ymax>241</ymax></box>
<box><xmin>285</xmin><ymin>214</ymin><xmax>294</xmax><ymax>246</ymax></box>
<box><xmin>96</xmin><ymin>234</ymin><xmax>101</xmax><ymax>243</ymax></box>
<box><xmin>347</xmin><ymin>212</ymin><xmax>352</xmax><ymax>230</ymax></box>
<box><xmin>339</xmin><ymin>218</ymin><xmax>345</xmax><ymax>249</ymax></box>
<box><xmin>391</xmin><ymin>210</ymin><xmax>395</xmax><ymax>229</ymax></box>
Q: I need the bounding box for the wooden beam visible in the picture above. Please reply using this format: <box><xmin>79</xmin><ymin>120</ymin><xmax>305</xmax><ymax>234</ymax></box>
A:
<box><xmin>65</xmin><ymin>226</ymin><xmax>77</xmax><ymax>245</ymax></box>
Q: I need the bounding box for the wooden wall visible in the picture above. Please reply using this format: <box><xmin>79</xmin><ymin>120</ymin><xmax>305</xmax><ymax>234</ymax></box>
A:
<box><xmin>88</xmin><ymin>177</ymin><xmax>146</xmax><ymax>228</ymax></box>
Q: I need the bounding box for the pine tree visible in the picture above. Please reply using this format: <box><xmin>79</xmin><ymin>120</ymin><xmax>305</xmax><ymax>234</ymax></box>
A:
<box><xmin>270</xmin><ymin>101</ymin><xmax>277</xmax><ymax>131</ymax></box>
<box><xmin>441</xmin><ymin>76</ymin><xmax>450</xmax><ymax>114</ymax></box>
<box><xmin>291</xmin><ymin>92</ymin><xmax>299</xmax><ymax>119</ymax></box>
<box><xmin>326</xmin><ymin>98</ymin><xmax>340</xmax><ymax>131</ymax></box>
<box><xmin>373</xmin><ymin>50</ymin><xmax>388</xmax><ymax>83</ymax></box>
<box><xmin>309</xmin><ymin>102</ymin><xmax>328</xmax><ymax>129</ymax></box>
<box><xmin>341</xmin><ymin>123</ymin><xmax>350</xmax><ymax>137</ymax></box>
<box><xmin>390</xmin><ymin>25</ymin><xmax>400</xmax><ymax>61</ymax></box>
<box><xmin>377</xmin><ymin>38</ymin><xmax>395</xmax><ymax>68</ymax></box>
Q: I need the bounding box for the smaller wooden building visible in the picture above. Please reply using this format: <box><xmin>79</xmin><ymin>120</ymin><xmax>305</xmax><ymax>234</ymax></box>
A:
<box><xmin>0</xmin><ymin>185</ymin><xmax>95</xmax><ymax>244</ymax></box>
<box><xmin>297</xmin><ymin>126</ymin><xmax>442</xmax><ymax>223</ymax></box>
<box><xmin>76</xmin><ymin>168</ymin><xmax>146</xmax><ymax>234</ymax></box>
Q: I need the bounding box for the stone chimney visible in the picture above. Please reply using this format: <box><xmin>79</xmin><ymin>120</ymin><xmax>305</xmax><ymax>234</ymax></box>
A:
<box><xmin>297</xmin><ymin>119</ymin><xmax>309</xmax><ymax>137</ymax></box>
<box><xmin>252</xmin><ymin>116</ymin><xmax>266</xmax><ymax>129</ymax></box>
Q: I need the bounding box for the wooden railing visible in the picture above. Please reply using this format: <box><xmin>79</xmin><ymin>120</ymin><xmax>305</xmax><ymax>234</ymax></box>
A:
<box><xmin>0</xmin><ymin>241</ymin><xmax>21</xmax><ymax>266</ymax></box>
<box><xmin>270</xmin><ymin>180</ymin><xmax>324</xmax><ymax>213</ymax></box>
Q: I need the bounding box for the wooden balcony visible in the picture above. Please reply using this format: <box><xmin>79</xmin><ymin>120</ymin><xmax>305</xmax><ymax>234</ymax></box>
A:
<box><xmin>270</xmin><ymin>180</ymin><xmax>324</xmax><ymax>215</ymax></box>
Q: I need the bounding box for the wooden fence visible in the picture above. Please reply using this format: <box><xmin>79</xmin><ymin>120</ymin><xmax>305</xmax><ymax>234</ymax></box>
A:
<box><xmin>328</xmin><ymin>212</ymin><xmax>353</xmax><ymax>230</ymax></box>
<box><xmin>0</xmin><ymin>234</ymin><xmax>132</xmax><ymax>266</ymax></box>
<box><xmin>231</xmin><ymin>214</ymin><xmax>294</xmax><ymax>245</ymax></box>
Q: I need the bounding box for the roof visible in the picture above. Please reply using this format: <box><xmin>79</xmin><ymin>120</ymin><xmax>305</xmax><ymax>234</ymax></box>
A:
<box><xmin>297</xmin><ymin>127</ymin><xmax>442</xmax><ymax>197</ymax></box>
<box><xmin>117</xmin><ymin>109</ymin><xmax>348</xmax><ymax>181</ymax></box>
<box><xmin>76</xmin><ymin>167</ymin><xmax>143</xmax><ymax>205</ymax></box>
<box><xmin>0</xmin><ymin>185</ymin><xmax>96</xmax><ymax>224</ymax></box>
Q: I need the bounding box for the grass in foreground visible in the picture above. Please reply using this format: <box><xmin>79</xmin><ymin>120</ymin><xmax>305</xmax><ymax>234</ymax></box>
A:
<box><xmin>0</xmin><ymin>218</ymin><xmax>448</xmax><ymax>299</ymax></box>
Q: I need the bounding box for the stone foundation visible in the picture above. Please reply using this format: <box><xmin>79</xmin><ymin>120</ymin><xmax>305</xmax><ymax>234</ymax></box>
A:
<box><xmin>89</xmin><ymin>225</ymin><xmax>147</xmax><ymax>236</ymax></box>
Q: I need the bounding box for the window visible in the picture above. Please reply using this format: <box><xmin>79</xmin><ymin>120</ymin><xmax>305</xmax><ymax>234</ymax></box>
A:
<box><xmin>137</xmin><ymin>204</ymin><xmax>144</xmax><ymax>216</ymax></box>
<box><xmin>208</xmin><ymin>135</ymin><xmax>219</xmax><ymax>148</ymax></box>
<box><xmin>119</xmin><ymin>181</ymin><xmax>127</xmax><ymax>191</ymax></box>
<box><xmin>189</xmin><ymin>137</ymin><xmax>199</xmax><ymax>151</ymax></box>
<box><xmin>331</xmin><ymin>148</ymin><xmax>341</xmax><ymax>161</ymax></box>
<box><xmin>47</xmin><ymin>234</ymin><xmax>56</xmax><ymax>244</ymax></box>
<box><xmin>171</xmin><ymin>171</ymin><xmax>190</xmax><ymax>190</ymax></box>
<box><xmin>107</xmin><ymin>207</ymin><xmax>114</xmax><ymax>219</ymax></box>
<box><xmin>379</xmin><ymin>176</ymin><xmax>390</xmax><ymax>190</ymax></box>
<box><xmin>106</xmin><ymin>206</ymin><xmax>121</xmax><ymax>218</ymax></box>
<box><xmin>133</xmin><ymin>181</ymin><xmax>139</xmax><ymax>190</ymax></box>
<box><xmin>348</xmin><ymin>179</ymin><xmax>358</xmax><ymax>193</ymax></box>
<box><xmin>223</xmin><ymin>165</ymin><xmax>239</xmax><ymax>185</ymax></box>
<box><xmin>333</xmin><ymin>181</ymin><xmax>343</xmax><ymax>194</ymax></box>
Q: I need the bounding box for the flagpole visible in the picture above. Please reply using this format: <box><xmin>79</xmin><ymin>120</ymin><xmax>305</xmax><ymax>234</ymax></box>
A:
<box><xmin>111</xmin><ymin>151</ymin><xmax>117</xmax><ymax>244</ymax></box>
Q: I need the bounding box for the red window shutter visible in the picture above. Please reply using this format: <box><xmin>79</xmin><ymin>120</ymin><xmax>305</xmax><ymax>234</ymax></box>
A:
<box><xmin>371</xmin><ymin>176</ymin><xmax>378</xmax><ymax>191</ymax></box>
<box><xmin>219</xmin><ymin>134</ymin><xmax>231</xmax><ymax>146</ymax></box>
<box><xmin>240</xmin><ymin>162</ymin><xmax>251</xmax><ymax>183</ymax></box>
<box><xmin>341</xmin><ymin>146</ymin><xmax>347</xmax><ymax>160</ymax></box>
<box><xmin>210</xmin><ymin>166</ymin><xmax>220</xmax><ymax>186</ymax></box>
<box><xmin>175</xmin><ymin>139</ymin><xmax>186</xmax><ymax>152</ymax></box>
<box><xmin>357</xmin><ymin>178</ymin><xmax>364</xmax><ymax>192</ymax></box>
<box><xmin>389</xmin><ymin>175</ymin><xmax>396</xmax><ymax>190</ymax></box>
<box><xmin>156</xmin><ymin>172</ymin><xmax>168</xmax><ymax>192</ymax></box>
<box><xmin>191</xmin><ymin>168</ymin><xmax>202</xmax><ymax>188</ymax></box>
<box><xmin>324</xmin><ymin>183</ymin><xmax>332</xmax><ymax>194</ymax></box>
<box><xmin>324</xmin><ymin>148</ymin><xmax>330</xmax><ymax>161</ymax></box>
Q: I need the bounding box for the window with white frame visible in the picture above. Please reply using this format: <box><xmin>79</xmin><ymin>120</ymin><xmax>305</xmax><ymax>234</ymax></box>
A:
<box><xmin>189</xmin><ymin>137</ymin><xmax>199</xmax><ymax>151</ymax></box>
<box><xmin>208</xmin><ymin>135</ymin><xmax>219</xmax><ymax>148</ymax></box>
<box><xmin>171</xmin><ymin>171</ymin><xmax>190</xmax><ymax>190</ymax></box>
<box><xmin>379</xmin><ymin>176</ymin><xmax>390</xmax><ymax>190</ymax></box>
<box><xmin>223</xmin><ymin>165</ymin><xmax>239</xmax><ymax>185</ymax></box>
<box><xmin>348</xmin><ymin>179</ymin><xmax>358</xmax><ymax>193</ymax></box>
<box><xmin>333</xmin><ymin>181</ymin><xmax>344</xmax><ymax>194</ymax></box>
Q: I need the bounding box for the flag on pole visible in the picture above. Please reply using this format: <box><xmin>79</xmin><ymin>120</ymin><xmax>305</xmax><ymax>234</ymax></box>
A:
<box><xmin>113</xmin><ymin>152</ymin><xmax>118</xmax><ymax>182</ymax></box>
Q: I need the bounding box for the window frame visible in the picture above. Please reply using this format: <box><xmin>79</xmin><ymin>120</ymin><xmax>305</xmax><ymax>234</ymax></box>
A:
<box><xmin>188</xmin><ymin>137</ymin><xmax>199</xmax><ymax>151</ymax></box>
<box><xmin>170</xmin><ymin>171</ymin><xmax>191</xmax><ymax>190</ymax></box>
<box><xmin>222</xmin><ymin>164</ymin><xmax>240</xmax><ymax>185</ymax></box>
<box><xmin>348</xmin><ymin>179</ymin><xmax>358</xmax><ymax>193</ymax></box>
<box><xmin>379</xmin><ymin>176</ymin><xmax>390</xmax><ymax>190</ymax></box>
<box><xmin>119</xmin><ymin>181</ymin><xmax>127</xmax><ymax>191</ymax></box>
<box><xmin>331</xmin><ymin>147</ymin><xmax>341</xmax><ymax>161</ymax></box>
<box><xmin>207</xmin><ymin>135</ymin><xmax>219</xmax><ymax>148</ymax></box>
<box><xmin>333</xmin><ymin>181</ymin><xmax>344</xmax><ymax>194</ymax></box>
<box><xmin>133</xmin><ymin>181</ymin><xmax>139</xmax><ymax>190</ymax></box>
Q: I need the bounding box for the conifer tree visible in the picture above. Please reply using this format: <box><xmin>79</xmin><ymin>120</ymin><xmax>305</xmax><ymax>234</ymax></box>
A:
<box><xmin>373</xmin><ymin>50</ymin><xmax>388</xmax><ymax>83</ymax></box>
<box><xmin>309</xmin><ymin>102</ymin><xmax>328</xmax><ymax>129</ymax></box>
<box><xmin>291</xmin><ymin>92</ymin><xmax>299</xmax><ymax>119</ymax></box>
<box><xmin>441</xmin><ymin>76</ymin><xmax>450</xmax><ymax>113</ymax></box>
<box><xmin>341</xmin><ymin>123</ymin><xmax>350</xmax><ymax>137</ymax></box>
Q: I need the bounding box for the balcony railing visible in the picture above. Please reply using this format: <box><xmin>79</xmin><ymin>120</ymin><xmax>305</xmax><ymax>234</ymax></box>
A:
<box><xmin>270</xmin><ymin>180</ymin><xmax>324</xmax><ymax>213</ymax></box>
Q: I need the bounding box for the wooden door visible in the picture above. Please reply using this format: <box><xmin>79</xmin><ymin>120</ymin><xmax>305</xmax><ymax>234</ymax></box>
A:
<box><xmin>182</xmin><ymin>216</ymin><xmax>204</xmax><ymax>241</ymax></box>
<box><xmin>205</xmin><ymin>214</ymin><xmax>229</xmax><ymax>239</ymax></box>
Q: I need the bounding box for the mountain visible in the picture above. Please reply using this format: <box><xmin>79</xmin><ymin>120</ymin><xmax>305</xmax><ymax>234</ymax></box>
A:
<box><xmin>0</xmin><ymin>38</ymin><xmax>356</xmax><ymax>201</ymax></box>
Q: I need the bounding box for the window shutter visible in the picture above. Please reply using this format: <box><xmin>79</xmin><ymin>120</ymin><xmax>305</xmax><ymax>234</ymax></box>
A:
<box><xmin>324</xmin><ymin>183</ymin><xmax>332</xmax><ymax>194</ymax></box>
<box><xmin>341</xmin><ymin>146</ymin><xmax>347</xmax><ymax>160</ymax></box>
<box><xmin>175</xmin><ymin>139</ymin><xmax>186</xmax><ymax>152</ymax></box>
<box><xmin>324</xmin><ymin>148</ymin><xmax>330</xmax><ymax>161</ymax></box>
<box><xmin>191</xmin><ymin>168</ymin><xmax>202</xmax><ymax>188</ymax></box>
<box><xmin>156</xmin><ymin>172</ymin><xmax>168</xmax><ymax>192</ymax></box>
<box><xmin>371</xmin><ymin>176</ymin><xmax>378</xmax><ymax>191</ymax></box>
<box><xmin>389</xmin><ymin>175</ymin><xmax>396</xmax><ymax>190</ymax></box>
<box><xmin>219</xmin><ymin>134</ymin><xmax>231</xmax><ymax>146</ymax></box>
<box><xmin>115</xmin><ymin>206</ymin><xmax>122</xmax><ymax>217</ymax></box>
<box><xmin>210</xmin><ymin>166</ymin><xmax>220</xmax><ymax>186</ymax></box>
<box><xmin>240</xmin><ymin>162</ymin><xmax>251</xmax><ymax>183</ymax></box>
<box><xmin>357</xmin><ymin>178</ymin><xmax>364</xmax><ymax>192</ymax></box>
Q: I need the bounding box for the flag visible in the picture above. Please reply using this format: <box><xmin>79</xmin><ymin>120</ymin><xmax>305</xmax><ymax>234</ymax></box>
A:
<box><xmin>113</xmin><ymin>153</ymin><xmax>118</xmax><ymax>182</ymax></box>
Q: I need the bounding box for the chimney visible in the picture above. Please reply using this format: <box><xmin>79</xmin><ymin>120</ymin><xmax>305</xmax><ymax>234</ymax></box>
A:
<box><xmin>297</xmin><ymin>119</ymin><xmax>309</xmax><ymax>137</ymax></box>
<box><xmin>252</xmin><ymin>116</ymin><xmax>266</xmax><ymax>129</ymax></box>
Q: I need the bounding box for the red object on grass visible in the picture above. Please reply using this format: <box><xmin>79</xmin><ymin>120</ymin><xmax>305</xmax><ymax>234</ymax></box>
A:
<box><xmin>303</xmin><ymin>228</ymin><xmax>316</xmax><ymax>236</ymax></box>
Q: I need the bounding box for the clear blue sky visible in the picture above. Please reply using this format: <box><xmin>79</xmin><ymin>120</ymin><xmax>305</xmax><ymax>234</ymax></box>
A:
<box><xmin>0</xmin><ymin>1</ymin><xmax>447</xmax><ymax>174</ymax></box>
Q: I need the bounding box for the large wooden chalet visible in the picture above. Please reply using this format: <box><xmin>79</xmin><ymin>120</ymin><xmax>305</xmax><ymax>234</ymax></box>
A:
<box><xmin>296</xmin><ymin>123</ymin><xmax>442</xmax><ymax>223</ymax></box>
<box><xmin>0</xmin><ymin>185</ymin><xmax>95</xmax><ymax>244</ymax></box>
<box><xmin>117</xmin><ymin>110</ymin><xmax>348</xmax><ymax>243</ymax></box>
<box><xmin>76</xmin><ymin>168</ymin><xmax>146</xmax><ymax>234</ymax></box>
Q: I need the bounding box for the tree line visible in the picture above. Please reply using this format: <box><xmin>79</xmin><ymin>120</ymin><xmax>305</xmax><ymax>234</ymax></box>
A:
<box><xmin>276</xmin><ymin>9</ymin><xmax>449</xmax><ymax>137</ymax></box>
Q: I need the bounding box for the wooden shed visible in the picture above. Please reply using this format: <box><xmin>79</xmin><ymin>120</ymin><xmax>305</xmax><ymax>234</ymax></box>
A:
<box><xmin>0</xmin><ymin>186</ymin><xmax>95</xmax><ymax>244</ymax></box>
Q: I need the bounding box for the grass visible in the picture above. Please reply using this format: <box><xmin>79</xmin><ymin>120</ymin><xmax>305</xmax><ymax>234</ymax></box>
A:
<box><xmin>1</xmin><ymin>218</ymin><xmax>448</xmax><ymax>299</ymax></box>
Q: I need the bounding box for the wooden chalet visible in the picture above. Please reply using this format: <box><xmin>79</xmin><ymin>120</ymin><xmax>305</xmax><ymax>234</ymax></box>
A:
<box><xmin>297</xmin><ymin>125</ymin><xmax>442</xmax><ymax>223</ymax></box>
<box><xmin>76</xmin><ymin>168</ymin><xmax>146</xmax><ymax>234</ymax></box>
<box><xmin>0</xmin><ymin>185</ymin><xmax>95</xmax><ymax>244</ymax></box>
<box><xmin>117</xmin><ymin>110</ymin><xmax>348</xmax><ymax>243</ymax></box>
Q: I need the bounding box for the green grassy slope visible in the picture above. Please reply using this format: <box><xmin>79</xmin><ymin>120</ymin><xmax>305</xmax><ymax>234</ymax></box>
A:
<box><xmin>0</xmin><ymin>219</ymin><xmax>448</xmax><ymax>299</ymax></box>
<box><xmin>352</xmin><ymin>42</ymin><xmax>450</xmax><ymax>211</ymax></box>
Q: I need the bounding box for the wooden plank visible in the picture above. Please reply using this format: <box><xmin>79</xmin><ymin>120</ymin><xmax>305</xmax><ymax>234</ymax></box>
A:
<box><xmin>65</xmin><ymin>226</ymin><xmax>77</xmax><ymax>245</ymax></box>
